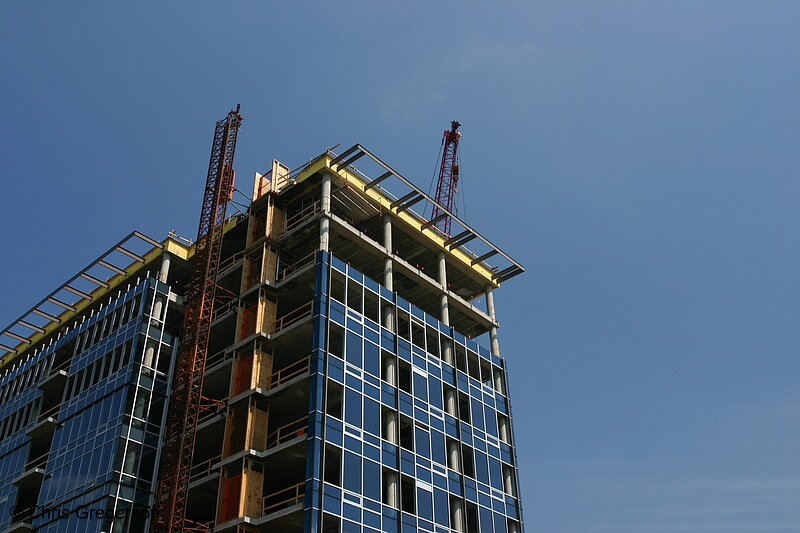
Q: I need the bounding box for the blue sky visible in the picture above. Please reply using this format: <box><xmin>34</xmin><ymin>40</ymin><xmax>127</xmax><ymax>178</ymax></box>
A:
<box><xmin>1</xmin><ymin>2</ymin><xmax>798</xmax><ymax>532</ymax></box>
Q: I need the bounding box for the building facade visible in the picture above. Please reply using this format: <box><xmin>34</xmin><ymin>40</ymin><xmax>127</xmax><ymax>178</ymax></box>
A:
<box><xmin>0</xmin><ymin>145</ymin><xmax>525</xmax><ymax>533</ymax></box>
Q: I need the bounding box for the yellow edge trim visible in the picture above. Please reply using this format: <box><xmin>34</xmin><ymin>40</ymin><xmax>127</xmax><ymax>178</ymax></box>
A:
<box><xmin>0</xmin><ymin>237</ymin><xmax>191</xmax><ymax>370</ymax></box>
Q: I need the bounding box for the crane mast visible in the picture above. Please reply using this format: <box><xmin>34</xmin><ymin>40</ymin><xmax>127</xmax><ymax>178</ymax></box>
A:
<box><xmin>151</xmin><ymin>105</ymin><xmax>243</xmax><ymax>533</ymax></box>
<box><xmin>431</xmin><ymin>120</ymin><xmax>462</xmax><ymax>235</ymax></box>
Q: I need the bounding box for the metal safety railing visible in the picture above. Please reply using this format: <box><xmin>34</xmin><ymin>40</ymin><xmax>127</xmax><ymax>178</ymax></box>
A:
<box><xmin>189</xmin><ymin>455</ymin><xmax>222</xmax><ymax>483</ymax></box>
<box><xmin>274</xmin><ymin>200</ymin><xmax>321</xmax><ymax>237</ymax></box>
<box><xmin>37</xmin><ymin>404</ymin><xmax>59</xmax><ymax>422</ymax></box>
<box><xmin>263</xmin><ymin>481</ymin><xmax>305</xmax><ymax>514</ymax></box>
<box><xmin>265</xmin><ymin>416</ymin><xmax>308</xmax><ymax>449</ymax></box>
<box><xmin>24</xmin><ymin>452</ymin><xmax>48</xmax><ymax>471</ymax></box>
<box><xmin>218</xmin><ymin>251</ymin><xmax>246</xmax><ymax>274</ymax></box>
<box><xmin>273</xmin><ymin>302</ymin><xmax>313</xmax><ymax>333</ymax></box>
<box><xmin>212</xmin><ymin>298</ymin><xmax>239</xmax><ymax>322</ymax></box>
<box><xmin>277</xmin><ymin>251</ymin><xmax>316</xmax><ymax>281</ymax></box>
<box><xmin>205</xmin><ymin>348</ymin><xmax>233</xmax><ymax>370</ymax></box>
<box><xmin>268</xmin><ymin>355</ymin><xmax>311</xmax><ymax>388</ymax></box>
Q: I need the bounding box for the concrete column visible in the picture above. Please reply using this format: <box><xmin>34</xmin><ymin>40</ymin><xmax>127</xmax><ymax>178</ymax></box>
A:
<box><xmin>444</xmin><ymin>387</ymin><xmax>457</xmax><ymax>417</ymax></box>
<box><xmin>152</xmin><ymin>296</ymin><xmax>166</xmax><ymax>322</ymax></box>
<box><xmin>384</xmin><ymin>410</ymin><xmax>398</xmax><ymax>444</ymax></box>
<box><xmin>441</xmin><ymin>339</ymin><xmax>454</xmax><ymax>366</ymax></box>
<box><xmin>493</xmin><ymin>368</ymin><xmax>506</xmax><ymax>396</ymax></box>
<box><xmin>385</xmin><ymin>470</ymin><xmax>399</xmax><ymax>508</ymax></box>
<box><xmin>485</xmin><ymin>285</ymin><xmax>500</xmax><ymax>356</ymax></box>
<box><xmin>384</xmin><ymin>258</ymin><xmax>393</xmax><ymax>292</ymax></box>
<box><xmin>320</xmin><ymin>172</ymin><xmax>332</xmax><ymax>251</ymax></box>
<box><xmin>383</xmin><ymin>214</ymin><xmax>392</xmax><ymax>251</ymax></box>
<box><xmin>321</xmin><ymin>171</ymin><xmax>332</xmax><ymax>213</ymax></box>
<box><xmin>383</xmin><ymin>355</ymin><xmax>397</xmax><ymax>386</ymax></box>
<box><xmin>447</xmin><ymin>440</ymin><xmax>461</xmax><ymax>472</ymax></box>
<box><xmin>144</xmin><ymin>340</ymin><xmax>156</xmax><ymax>368</ymax></box>
<box><xmin>383</xmin><ymin>215</ymin><xmax>394</xmax><ymax>291</ymax></box>
<box><xmin>158</xmin><ymin>252</ymin><xmax>171</xmax><ymax>284</ymax></box>
<box><xmin>438</xmin><ymin>252</ymin><xmax>450</xmax><ymax>326</ymax></box>
<box><xmin>450</xmin><ymin>498</ymin><xmax>465</xmax><ymax>533</ymax></box>
<box><xmin>503</xmin><ymin>465</ymin><xmax>516</xmax><ymax>496</ymax></box>
<box><xmin>498</xmin><ymin>414</ymin><xmax>510</xmax><ymax>444</ymax></box>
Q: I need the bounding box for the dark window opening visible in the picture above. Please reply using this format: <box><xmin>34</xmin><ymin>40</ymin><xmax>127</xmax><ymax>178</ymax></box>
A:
<box><xmin>462</xmin><ymin>446</ymin><xmax>475</xmax><ymax>478</ymax></box>
<box><xmin>399</xmin><ymin>416</ymin><xmax>414</xmax><ymax>451</ymax></box>
<box><xmin>330</xmin><ymin>271</ymin><xmax>346</xmax><ymax>303</ymax></box>
<box><xmin>411</xmin><ymin>321</ymin><xmax>425</xmax><ymax>350</ymax></box>
<box><xmin>328</xmin><ymin>323</ymin><xmax>345</xmax><ymax>359</ymax></box>
<box><xmin>480</xmin><ymin>359</ymin><xmax>493</xmax><ymax>388</ymax></box>
<box><xmin>426</xmin><ymin>327</ymin><xmax>440</xmax><ymax>358</ymax></box>
<box><xmin>467</xmin><ymin>351</ymin><xmax>481</xmax><ymax>381</ymax></box>
<box><xmin>326</xmin><ymin>380</ymin><xmax>343</xmax><ymax>419</ymax></box>
<box><xmin>466</xmin><ymin>502</ymin><xmax>479</xmax><ymax>533</ymax></box>
<box><xmin>364</xmin><ymin>290</ymin><xmax>379</xmax><ymax>323</ymax></box>
<box><xmin>397</xmin><ymin>310</ymin><xmax>410</xmax><ymax>341</ymax></box>
<box><xmin>458</xmin><ymin>393</ymin><xmax>471</xmax><ymax>424</ymax></box>
<box><xmin>324</xmin><ymin>444</ymin><xmax>342</xmax><ymax>486</ymax></box>
<box><xmin>455</xmin><ymin>344</ymin><xmax>467</xmax><ymax>374</ymax></box>
<box><xmin>347</xmin><ymin>279</ymin><xmax>363</xmax><ymax>313</ymax></box>
<box><xmin>398</xmin><ymin>360</ymin><xmax>412</xmax><ymax>394</ymax></box>
<box><xmin>401</xmin><ymin>475</ymin><xmax>415</xmax><ymax>514</ymax></box>
<box><xmin>322</xmin><ymin>513</ymin><xmax>341</xmax><ymax>533</ymax></box>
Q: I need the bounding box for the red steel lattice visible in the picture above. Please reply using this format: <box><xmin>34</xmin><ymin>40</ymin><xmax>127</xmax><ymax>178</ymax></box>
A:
<box><xmin>431</xmin><ymin>120</ymin><xmax>462</xmax><ymax>236</ymax></box>
<box><xmin>151</xmin><ymin>105</ymin><xmax>243</xmax><ymax>533</ymax></box>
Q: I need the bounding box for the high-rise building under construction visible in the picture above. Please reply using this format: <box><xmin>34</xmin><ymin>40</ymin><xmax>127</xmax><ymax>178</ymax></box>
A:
<box><xmin>0</xmin><ymin>116</ymin><xmax>526</xmax><ymax>533</ymax></box>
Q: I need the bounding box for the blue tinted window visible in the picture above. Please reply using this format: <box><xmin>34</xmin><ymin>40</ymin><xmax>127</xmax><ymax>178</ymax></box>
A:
<box><xmin>363</xmin><ymin>397</ymin><xmax>380</xmax><ymax>437</ymax></box>
<box><xmin>413</xmin><ymin>373</ymin><xmax>428</xmax><ymax>402</ymax></box>
<box><xmin>434</xmin><ymin>488</ymin><xmax>449</xmax><ymax>526</ymax></box>
<box><xmin>475</xmin><ymin>450</ymin><xmax>489</xmax><ymax>484</ymax></box>
<box><xmin>345</xmin><ymin>388</ymin><xmax>362</xmax><ymax>428</ymax></box>
<box><xmin>489</xmin><ymin>457</ymin><xmax>503</xmax><ymax>491</ymax></box>
<box><xmin>344</xmin><ymin>451</ymin><xmax>362</xmax><ymax>493</ymax></box>
<box><xmin>364</xmin><ymin>341</ymin><xmax>379</xmax><ymax>377</ymax></box>
<box><xmin>430</xmin><ymin>430</ymin><xmax>445</xmax><ymax>466</ymax></box>
<box><xmin>417</xmin><ymin>488</ymin><xmax>433</xmax><ymax>520</ymax></box>
<box><xmin>415</xmin><ymin>426</ymin><xmax>430</xmax><ymax>459</ymax></box>
<box><xmin>363</xmin><ymin>459</ymin><xmax>381</xmax><ymax>502</ymax></box>
<box><xmin>346</xmin><ymin>331</ymin><xmax>363</xmax><ymax>367</ymax></box>
<box><xmin>471</xmin><ymin>398</ymin><xmax>484</xmax><ymax>431</ymax></box>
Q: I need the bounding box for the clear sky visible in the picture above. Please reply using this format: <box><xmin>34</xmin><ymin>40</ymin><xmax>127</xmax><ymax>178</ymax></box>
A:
<box><xmin>1</xmin><ymin>2</ymin><xmax>798</xmax><ymax>532</ymax></box>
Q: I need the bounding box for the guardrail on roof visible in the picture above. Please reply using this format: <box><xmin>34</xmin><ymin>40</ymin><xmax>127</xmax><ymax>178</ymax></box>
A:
<box><xmin>0</xmin><ymin>231</ymin><xmax>163</xmax><ymax>359</ymax></box>
<box><xmin>329</xmin><ymin>144</ymin><xmax>525</xmax><ymax>284</ymax></box>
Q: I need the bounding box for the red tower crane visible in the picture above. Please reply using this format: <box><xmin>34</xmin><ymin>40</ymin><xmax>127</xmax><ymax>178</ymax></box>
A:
<box><xmin>151</xmin><ymin>105</ymin><xmax>243</xmax><ymax>533</ymax></box>
<box><xmin>431</xmin><ymin>120</ymin><xmax>462</xmax><ymax>235</ymax></box>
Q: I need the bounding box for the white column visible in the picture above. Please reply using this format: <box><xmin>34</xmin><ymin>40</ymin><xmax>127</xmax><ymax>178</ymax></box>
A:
<box><xmin>503</xmin><ymin>465</ymin><xmax>516</xmax><ymax>496</ymax></box>
<box><xmin>158</xmin><ymin>252</ymin><xmax>171</xmax><ymax>284</ymax></box>
<box><xmin>493</xmin><ymin>368</ymin><xmax>506</xmax><ymax>396</ymax></box>
<box><xmin>384</xmin><ymin>215</ymin><xmax>394</xmax><ymax>291</ymax></box>
<box><xmin>447</xmin><ymin>440</ymin><xmax>461</xmax><ymax>472</ymax></box>
<box><xmin>385</xmin><ymin>470</ymin><xmax>399</xmax><ymax>508</ymax></box>
<box><xmin>152</xmin><ymin>296</ymin><xmax>166</xmax><ymax>323</ymax></box>
<box><xmin>320</xmin><ymin>172</ymin><xmax>332</xmax><ymax>251</ymax></box>
<box><xmin>450</xmin><ymin>498</ymin><xmax>465</xmax><ymax>533</ymax></box>
<box><xmin>442</xmin><ymin>339</ymin><xmax>454</xmax><ymax>366</ymax></box>
<box><xmin>438</xmin><ymin>252</ymin><xmax>450</xmax><ymax>326</ymax></box>
<box><xmin>382</xmin><ymin>214</ymin><xmax>395</xmax><ymax>332</ymax></box>
<box><xmin>383</xmin><ymin>355</ymin><xmax>397</xmax><ymax>386</ymax></box>
<box><xmin>498</xmin><ymin>414</ymin><xmax>510</xmax><ymax>444</ymax></box>
<box><xmin>384</xmin><ymin>410</ymin><xmax>398</xmax><ymax>444</ymax></box>
<box><xmin>444</xmin><ymin>387</ymin><xmax>457</xmax><ymax>417</ymax></box>
<box><xmin>485</xmin><ymin>285</ymin><xmax>500</xmax><ymax>356</ymax></box>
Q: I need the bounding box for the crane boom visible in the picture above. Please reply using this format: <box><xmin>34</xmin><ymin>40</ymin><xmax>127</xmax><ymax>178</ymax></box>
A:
<box><xmin>431</xmin><ymin>120</ymin><xmax>462</xmax><ymax>235</ymax></box>
<box><xmin>151</xmin><ymin>105</ymin><xmax>243</xmax><ymax>533</ymax></box>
